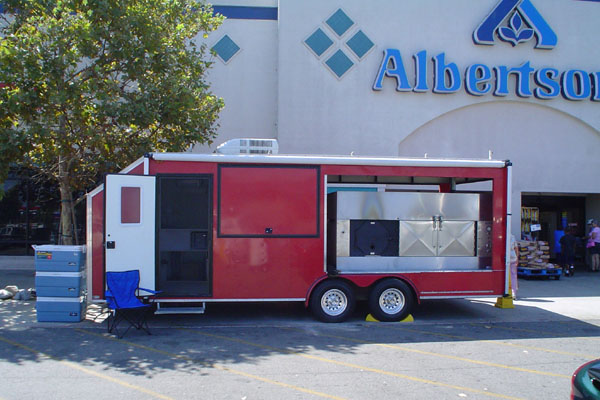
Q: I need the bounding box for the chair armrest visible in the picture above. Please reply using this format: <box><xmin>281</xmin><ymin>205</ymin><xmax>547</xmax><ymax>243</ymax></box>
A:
<box><xmin>137</xmin><ymin>288</ymin><xmax>162</xmax><ymax>304</ymax></box>
<box><xmin>138</xmin><ymin>288</ymin><xmax>162</xmax><ymax>295</ymax></box>
<box><xmin>105</xmin><ymin>290</ymin><xmax>117</xmax><ymax>309</ymax></box>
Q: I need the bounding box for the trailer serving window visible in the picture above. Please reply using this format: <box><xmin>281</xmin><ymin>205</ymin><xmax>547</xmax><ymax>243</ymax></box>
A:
<box><xmin>218</xmin><ymin>165</ymin><xmax>320</xmax><ymax>237</ymax></box>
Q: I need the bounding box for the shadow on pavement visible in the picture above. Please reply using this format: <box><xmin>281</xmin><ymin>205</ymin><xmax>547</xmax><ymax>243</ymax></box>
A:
<box><xmin>1</xmin><ymin>258</ymin><xmax>599</xmax><ymax>378</ymax></box>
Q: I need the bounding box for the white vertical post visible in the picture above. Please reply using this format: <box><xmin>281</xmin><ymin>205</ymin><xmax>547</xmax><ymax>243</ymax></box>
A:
<box><xmin>323</xmin><ymin>174</ymin><xmax>328</xmax><ymax>273</ymax></box>
<box><xmin>86</xmin><ymin>193</ymin><xmax>93</xmax><ymax>302</ymax></box>
<box><xmin>504</xmin><ymin>163</ymin><xmax>513</xmax><ymax>296</ymax></box>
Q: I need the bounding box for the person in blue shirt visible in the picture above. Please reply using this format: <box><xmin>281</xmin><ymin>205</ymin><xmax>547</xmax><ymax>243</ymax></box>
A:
<box><xmin>559</xmin><ymin>227</ymin><xmax>576</xmax><ymax>275</ymax></box>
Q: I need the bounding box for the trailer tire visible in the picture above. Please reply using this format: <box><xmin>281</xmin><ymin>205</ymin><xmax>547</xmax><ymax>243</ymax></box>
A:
<box><xmin>368</xmin><ymin>279</ymin><xmax>414</xmax><ymax>322</ymax></box>
<box><xmin>310</xmin><ymin>280</ymin><xmax>355</xmax><ymax>323</ymax></box>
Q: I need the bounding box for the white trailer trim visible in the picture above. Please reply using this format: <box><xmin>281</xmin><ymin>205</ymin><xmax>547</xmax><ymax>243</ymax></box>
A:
<box><xmin>323</xmin><ymin>174</ymin><xmax>328</xmax><ymax>273</ymax></box>
<box><xmin>419</xmin><ymin>295</ymin><xmax>498</xmax><ymax>300</ymax></box>
<box><xmin>149</xmin><ymin>153</ymin><xmax>507</xmax><ymax>169</ymax></box>
<box><xmin>505</xmin><ymin>163</ymin><xmax>513</xmax><ymax>296</ymax></box>
<box><xmin>155</xmin><ymin>298</ymin><xmax>306</xmax><ymax>303</ymax></box>
<box><xmin>86</xmin><ymin>190</ymin><xmax>95</xmax><ymax>302</ymax></box>
<box><xmin>120</xmin><ymin>156</ymin><xmax>145</xmax><ymax>174</ymax></box>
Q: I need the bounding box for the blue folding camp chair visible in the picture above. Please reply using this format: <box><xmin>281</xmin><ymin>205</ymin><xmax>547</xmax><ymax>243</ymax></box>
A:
<box><xmin>105</xmin><ymin>270</ymin><xmax>161</xmax><ymax>338</ymax></box>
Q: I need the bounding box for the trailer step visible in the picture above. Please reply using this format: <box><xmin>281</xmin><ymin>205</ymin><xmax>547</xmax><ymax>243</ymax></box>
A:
<box><xmin>154</xmin><ymin>302</ymin><xmax>206</xmax><ymax>315</ymax></box>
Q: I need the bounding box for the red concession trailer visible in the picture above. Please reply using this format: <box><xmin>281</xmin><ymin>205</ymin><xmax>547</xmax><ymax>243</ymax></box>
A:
<box><xmin>86</xmin><ymin>151</ymin><xmax>512</xmax><ymax>322</ymax></box>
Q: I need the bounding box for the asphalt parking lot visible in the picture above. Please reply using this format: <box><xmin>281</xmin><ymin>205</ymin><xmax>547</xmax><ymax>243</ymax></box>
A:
<box><xmin>1</xmin><ymin>258</ymin><xmax>599</xmax><ymax>400</ymax></box>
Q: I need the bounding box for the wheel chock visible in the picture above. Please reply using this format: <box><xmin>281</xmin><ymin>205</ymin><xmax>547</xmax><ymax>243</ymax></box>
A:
<box><xmin>366</xmin><ymin>314</ymin><xmax>414</xmax><ymax>323</ymax></box>
<box><xmin>494</xmin><ymin>295</ymin><xmax>515</xmax><ymax>309</ymax></box>
<box><xmin>366</xmin><ymin>314</ymin><xmax>378</xmax><ymax>322</ymax></box>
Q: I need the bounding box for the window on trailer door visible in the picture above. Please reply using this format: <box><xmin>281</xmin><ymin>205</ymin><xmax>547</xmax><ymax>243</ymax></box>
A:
<box><xmin>121</xmin><ymin>187</ymin><xmax>141</xmax><ymax>224</ymax></box>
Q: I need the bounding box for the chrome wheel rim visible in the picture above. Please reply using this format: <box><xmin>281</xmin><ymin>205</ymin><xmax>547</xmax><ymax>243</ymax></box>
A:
<box><xmin>379</xmin><ymin>288</ymin><xmax>405</xmax><ymax>315</ymax></box>
<box><xmin>321</xmin><ymin>289</ymin><xmax>348</xmax><ymax>316</ymax></box>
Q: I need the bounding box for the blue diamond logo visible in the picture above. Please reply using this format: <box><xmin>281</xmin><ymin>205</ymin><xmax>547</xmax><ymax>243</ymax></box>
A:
<box><xmin>346</xmin><ymin>30</ymin><xmax>374</xmax><ymax>60</ymax></box>
<box><xmin>305</xmin><ymin>9</ymin><xmax>374</xmax><ymax>80</ymax></box>
<box><xmin>326</xmin><ymin>9</ymin><xmax>354</xmax><ymax>37</ymax></box>
<box><xmin>305</xmin><ymin>28</ymin><xmax>334</xmax><ymax>57</ymax></box>
<box><xmin>325</xmin><ymin>50</ymin><xmax>354</xmax><ymax>79</ymax></box>
<box><xmin>212</xmin><ymin>35</ymin><xmax>240</xmax><ymax>64</ymax></box>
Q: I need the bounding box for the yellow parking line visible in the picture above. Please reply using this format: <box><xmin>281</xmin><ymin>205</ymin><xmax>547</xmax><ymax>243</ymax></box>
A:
<box><xmin>0</xmin><ymin>335</ymin><xmax>174</xmax><ymax>400</ymax></box>
<box><xmin>76</xmin><ymin>329</ymin><xmax>347</xmax><ymax>400</ymax></box>
<box><xmin>382</xmin><ymin>325</ymin><xmax>598</xmax><ymax>359</ymax></box>
<box><xmin>286</xmin><ymin>328</ymin><xmax>570</xmax><ymax>379</ymax></box>
<box><xmin>469</xmin><ymin>323</ymin><xmax>600</xmax><ymax>341</ymax></box>
<box><xmin>187</xmin><ymin>329</ymin><xmax>525</xmax><ymax>400</ymax></box>
<box><xmin>557</xmin><ymin>320</ymin><xmax>600</xmax><ymax>330</ymax></box>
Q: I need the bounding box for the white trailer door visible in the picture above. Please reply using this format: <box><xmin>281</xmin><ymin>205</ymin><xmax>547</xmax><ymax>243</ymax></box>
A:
<box><xmin>105</xmin><ymin>174</ymin><xmax>156</xmax><ymax>290</ymax></box>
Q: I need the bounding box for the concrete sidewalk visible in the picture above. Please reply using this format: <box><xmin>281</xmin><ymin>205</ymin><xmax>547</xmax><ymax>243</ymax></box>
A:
<box><xmin>0</xmin><ymin>256</ymin><xmax>101</xmax><ymax>330</ymax></box>
<box><xmin>0</xmin><ymin>256</ymin><xmax>35</xmax><ymax>293</ymax></box>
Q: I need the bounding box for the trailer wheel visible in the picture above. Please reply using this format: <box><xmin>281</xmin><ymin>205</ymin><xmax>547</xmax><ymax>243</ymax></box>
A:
<box><xmin>310</xmin><ymin>280</ymin><xmax>355</xmax><ymax>323</ymax></box>
<box><xmin>368</xmin><ymin>279</ymin><xmax>414</xmax><ymax>322</ymax></box>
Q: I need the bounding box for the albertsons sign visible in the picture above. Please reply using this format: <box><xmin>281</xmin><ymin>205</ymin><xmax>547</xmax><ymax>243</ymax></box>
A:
<box><xmin>373</xmin><ymin>0</ymin><xmax>600</xmax><ymax>102</ymax></box>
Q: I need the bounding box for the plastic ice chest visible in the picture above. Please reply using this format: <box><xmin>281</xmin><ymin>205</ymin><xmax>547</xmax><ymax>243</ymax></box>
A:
<box><xmin>35</xmin><ymin>272</ymin><xmax>84</xmax><ymax>297</ymax></box>
<box><xmin>34</xmin><ymin>245</ymin><xmax>86</xmax><ymax>272</ymax></box>
<box><xmin>36</xmin><ymin>296</ymin><xmax>86</xmax><ymax>322</ymax></box>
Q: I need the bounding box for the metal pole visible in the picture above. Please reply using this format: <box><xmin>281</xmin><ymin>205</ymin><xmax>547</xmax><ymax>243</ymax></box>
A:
<box><xmin>504</xmin><ymin>163</ymin><xmax>513</xmax><ymax>296</ymax></box>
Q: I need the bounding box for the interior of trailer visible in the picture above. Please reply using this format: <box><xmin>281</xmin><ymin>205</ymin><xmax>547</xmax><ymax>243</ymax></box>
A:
<box><xmin>325</xmin><ymin>173</ymin><xmax>495</xmax><ymax>274</ymax></box>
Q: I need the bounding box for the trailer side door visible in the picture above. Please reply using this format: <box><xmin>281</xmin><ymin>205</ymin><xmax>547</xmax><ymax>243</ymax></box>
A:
<box><xmin>105</xmin><ymin>174</ymin><xmax>156</xmax><ymax>290</ymax></box>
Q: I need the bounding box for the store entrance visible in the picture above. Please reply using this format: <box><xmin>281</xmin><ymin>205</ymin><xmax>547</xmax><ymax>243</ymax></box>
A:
<box><xmin>521</xmin><ymin>194</ymin><xmax>586</xmax><ymax>263</ymax></box>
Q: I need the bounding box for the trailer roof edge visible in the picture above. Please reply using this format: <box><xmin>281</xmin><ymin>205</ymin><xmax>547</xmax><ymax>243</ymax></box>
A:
<box><xmin>120</xmin><ymin>156</ymin><xmax>145</xmax><ymax>174</ymax></box>
<box><xmin>148</xmin><ymin>152</ymin><xmax>508</xmax><ymax>168</ymax></box>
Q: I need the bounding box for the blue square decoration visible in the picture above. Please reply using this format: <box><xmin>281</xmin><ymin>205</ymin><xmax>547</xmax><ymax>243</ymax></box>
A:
<box><xmin>212</xmin><ymin>35</ymin><xmax>240</xmax><ymax>63</ymax></box>
<box><xmin>325</xmin><ymin>50</ymin><xmax>354</xmax><ymax>78</ymax></box>
<box><xmin>305</xmin><ymin>28</ymin><xmax>334</xmax><ymax>57</ymax></box>
<box><xmin>346</xmin><ymin>30</ymin><xmax>374</xmax><ymax>59</ymax></box>
<box><xmin>326</xmin><ymin>9</ymin><xmax>354</xmax><ymax>37</ymax></box>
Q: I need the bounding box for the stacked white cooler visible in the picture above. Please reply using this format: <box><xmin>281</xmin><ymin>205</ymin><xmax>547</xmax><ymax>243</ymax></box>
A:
<box><xmin>34</xmin><ymin>245</ymin><xmax>86</xmax><ymax>322</ymax></box>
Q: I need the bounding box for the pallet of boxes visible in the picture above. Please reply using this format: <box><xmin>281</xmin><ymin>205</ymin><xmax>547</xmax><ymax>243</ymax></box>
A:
<box><xmin>517</xmin><ymin>240</ymin><xmax>562</xmax><ymax>280</ymax></box>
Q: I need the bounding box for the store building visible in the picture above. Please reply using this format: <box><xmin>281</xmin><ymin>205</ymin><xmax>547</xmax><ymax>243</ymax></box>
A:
<box><xmin>1</xmin><ymin>0</ymin><xmax>599</xmax><ymax>257</ymax></box>
<box><xmin>194</xmin><ymin>0</ymin><xmax>600</xmax><ymax>257</ymax></box>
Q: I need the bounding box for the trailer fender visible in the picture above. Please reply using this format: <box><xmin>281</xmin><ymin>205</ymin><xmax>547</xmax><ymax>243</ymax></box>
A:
<box><xmin>304</xmin><ymin>275</ymin><xmax>329</xmax><ymax>307</ymax></box>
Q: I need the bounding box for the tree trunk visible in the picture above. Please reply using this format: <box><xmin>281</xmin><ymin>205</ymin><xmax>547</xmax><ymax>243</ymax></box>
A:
<box><xmin>58</xmin><ymin>156</ymin><xmax>74</xmax><ymax>245</ymax></box>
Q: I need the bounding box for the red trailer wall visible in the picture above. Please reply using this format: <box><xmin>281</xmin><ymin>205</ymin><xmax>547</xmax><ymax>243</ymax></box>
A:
<box><xmin>214</xmin><ymin>165</ymin><xmax>323</xmax><ymax>298</ymax></box>
<box><xmin>149</xmin><ymin>160</ymin><xmax>326</xmax><ymax>300</ymax></box>
<box><xmin>91</xmin><ymin>191</ymin><xmax>104</xmax><ymax>299</ymax></box>
<box><xmin>90</xmin><ymin>158</ymin><xmax>508</xmax><ymax>301</ymax></box>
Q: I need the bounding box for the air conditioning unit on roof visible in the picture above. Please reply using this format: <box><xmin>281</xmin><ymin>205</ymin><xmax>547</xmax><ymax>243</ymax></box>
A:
<box><xmin>215</xmin><ymin>138</ymin><xmax>279</xmax><ymax>155</ymax></box>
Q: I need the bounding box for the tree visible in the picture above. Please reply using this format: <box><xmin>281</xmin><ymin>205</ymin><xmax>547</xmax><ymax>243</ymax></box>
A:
<box><xmin>0</xmin><ymin>0</ymin><xmax>224</xmax><ymax>244</ymax></box>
